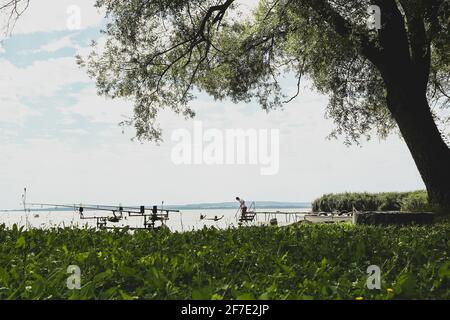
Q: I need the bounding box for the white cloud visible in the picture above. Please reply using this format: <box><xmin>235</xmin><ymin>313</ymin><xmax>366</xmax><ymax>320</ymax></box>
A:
<box><xmin>34</xmin><ymin>35</ymin><xmax>79</xmax><ymax>53</ymax></box>
<box><xmin>60</xmin><ymin>86</ymin><xmax>132</xmax><ymax>124</ymax></box>
<box><xmin>0</xmin><ymin>57</ymin><xmax>90</xmax><ymax>97</ymax></box>
<box><xmin>62</xmin><ymin>128</ymin><xmax>89</xmax><ymax>135</ymax></box>
<box><xmin>0</xmin><ymin>56</ymin><xmax>91</xmax><ymax>124</ymax></box>
<box><xmin>4</xmin><ymin>0</ymin><xmax>104</xmax><ymax>35</ymax></box>
<box><xmin>0</xmin><ymin>96</ymin><xmax>40</xmax><ymax>124</ymax></box>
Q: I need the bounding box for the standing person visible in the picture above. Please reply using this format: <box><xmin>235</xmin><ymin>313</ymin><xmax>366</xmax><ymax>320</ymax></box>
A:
<box><xmin>236</xmin><ymin>197</ymin><xmax>247</xmax><ymax>217</ymax></box>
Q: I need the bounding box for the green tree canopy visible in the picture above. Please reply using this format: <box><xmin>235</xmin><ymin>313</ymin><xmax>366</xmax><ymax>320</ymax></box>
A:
<box><xmin>78</xmin><ymin>0</ymin><xmax>449</xmax><ymax>144</ymax></box>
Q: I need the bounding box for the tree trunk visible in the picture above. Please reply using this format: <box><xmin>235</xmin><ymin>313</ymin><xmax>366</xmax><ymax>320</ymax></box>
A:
<box><xmin>369</xmin><ymin>0</ymin><xmax>450</xmax><ymax>213</ymax></box>
<box><xmin>386</xmin><ymin>79</ymin><xmax>450</xmax><ymax>213</ymax></box>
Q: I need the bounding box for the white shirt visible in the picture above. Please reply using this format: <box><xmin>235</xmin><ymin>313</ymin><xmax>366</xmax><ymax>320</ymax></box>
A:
<box><xmin>239</xmin><ymin>199</ymin><xmax>246</xmax><ymax>208</ymax></box>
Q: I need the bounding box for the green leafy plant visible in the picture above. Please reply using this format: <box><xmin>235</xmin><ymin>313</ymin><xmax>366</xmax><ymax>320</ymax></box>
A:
<box><xmin>0</xmin><ymin>222</ymin><xmax>448</xmax><ymax>300</ymax></box>
<box><xmin>401</xmin><ymin>191</ymin><xmax>433</xmax><ymax>212</ymax></box>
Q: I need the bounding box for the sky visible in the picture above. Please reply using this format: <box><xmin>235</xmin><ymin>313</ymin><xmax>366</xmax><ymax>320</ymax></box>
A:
<box><xmin>0</xmin><ymin>0</ymin><xmax>425</xmax><ymax>208</ymax></box>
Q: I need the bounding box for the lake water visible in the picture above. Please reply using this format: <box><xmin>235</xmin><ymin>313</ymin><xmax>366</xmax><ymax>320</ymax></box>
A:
<box><xmin>0</xmin><ymin>208</ymin><xmax>311</xmax><ymax>232</ymax></box>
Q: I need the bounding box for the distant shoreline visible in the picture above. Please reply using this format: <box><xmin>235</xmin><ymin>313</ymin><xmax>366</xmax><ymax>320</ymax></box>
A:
<box><xmin>2</xmin><ymin>201</ymin><xmax>311</xmax><ymax>212</ymax></box>
<box><xmin>164</xmin><ymin>202</ymin><xmax>312</xmax><ymax>210</ymax></box>
<box><xmin>166</xmin><ymin>201</ymin><xmax>311</xmax><ymax>210</ymax></box>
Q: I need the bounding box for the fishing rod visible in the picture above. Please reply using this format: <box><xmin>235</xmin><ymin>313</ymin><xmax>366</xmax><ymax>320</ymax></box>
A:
<box><xmin>25</xmin><ymin>202</ymin><xmax>180</xmax><ymax>214</ymax></box>
<box><xmin>22</xmin><ymin>188</ymin><xmax>30</xmax><ymax>229</ymax></box>
<box><xmin>0</xmin><ymin>195</ymin><xmax>180</xmax><ymax>230</ymax></box>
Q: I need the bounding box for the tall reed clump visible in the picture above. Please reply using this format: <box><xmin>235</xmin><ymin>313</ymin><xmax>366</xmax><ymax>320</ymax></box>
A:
<box><xmin>312</xmin><ymin>191</ymin><xmax>430</xmax><ymax>212</ymax></box>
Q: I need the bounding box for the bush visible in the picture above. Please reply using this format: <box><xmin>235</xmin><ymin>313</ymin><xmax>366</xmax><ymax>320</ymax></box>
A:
<box><xmin>377</xmin><ymin>192</ymin><xmax>404</xmax><ymax>211</ymax></box>
<box><xmin>401</xmin><ymin>191</ymin><xmax>432</xmax><ymax>212</ymax></box>
<box><xmin>312</xmin><ymin>191</ymin><xmax>429</xmax><ymax>213</ymax></box>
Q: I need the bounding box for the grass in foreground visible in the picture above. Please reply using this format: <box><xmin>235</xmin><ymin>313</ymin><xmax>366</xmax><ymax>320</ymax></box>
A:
<box><xmin>0</xmin><ymin>222</ymin><xmax>448</xmax><ymax>300</ymax></box>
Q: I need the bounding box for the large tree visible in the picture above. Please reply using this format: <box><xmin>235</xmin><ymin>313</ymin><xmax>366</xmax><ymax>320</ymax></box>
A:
<box><xmin>83</xmin><ymin>0</ymin><xmax>447</xmax><ymax>211</ymax></box>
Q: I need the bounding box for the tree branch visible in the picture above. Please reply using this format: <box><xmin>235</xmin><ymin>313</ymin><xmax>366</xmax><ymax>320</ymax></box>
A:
<box><xmin>0</xmin><ymin>0</ymin><xmax>29</xmax><ymax>36</ymax></box>
<box><xmin>301</xmin><ymin>0</ymin><xmax>383</xmax><ymax>68</ymax></box>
